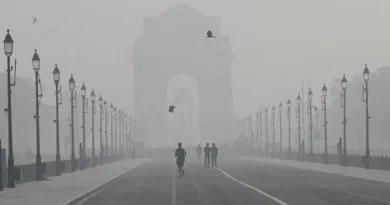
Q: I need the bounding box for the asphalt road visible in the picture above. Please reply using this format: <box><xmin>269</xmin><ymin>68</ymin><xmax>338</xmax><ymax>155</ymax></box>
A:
<box><xmin>80</xmin><ymin>158</ymin><xmax>390</xmax><ymax>205</ymax></box>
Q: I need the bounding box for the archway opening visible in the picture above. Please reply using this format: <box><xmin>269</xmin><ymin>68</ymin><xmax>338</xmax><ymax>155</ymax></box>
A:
<box><xmin>166</xmin><ymin>73</ymin><xmax>200</xmax><ymax>148</ymax></box>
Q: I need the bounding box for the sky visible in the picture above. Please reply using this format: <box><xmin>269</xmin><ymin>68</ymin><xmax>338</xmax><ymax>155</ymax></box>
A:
<box><xmin>1</xmin><ymin>0</ymin><xmax>390</xmax><ymax>117</ymax></box>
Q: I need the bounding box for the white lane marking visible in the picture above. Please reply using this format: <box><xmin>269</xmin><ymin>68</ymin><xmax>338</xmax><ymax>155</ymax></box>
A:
<box><xmin>216</xmin><ymin>168</ymin><xmax>289</xmax><ymax>205</ymax></box>
<box><xmin>171</xmin><ymin>163</ymin><xmax>177</xmax><ymax>205</ymax></box>
<box><xmin>73</xmin><ymin>163</ymin><xmax>143</xmax><ymax>205</ymax></box>
<box><xmin>281</xmin><ymin>175</ymin><xmax>390</xmax><ymax>204</ymax></box>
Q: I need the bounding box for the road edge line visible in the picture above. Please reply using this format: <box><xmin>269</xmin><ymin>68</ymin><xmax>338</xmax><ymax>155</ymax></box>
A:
<box><xmin>64</xmin><ymin>160</ymin><xmax>147</xmax><ymax>205</ymax></box>
<box><xmin>216</xmin><ymin>168</ymin><xmax>289</xmax><ymax>205</ymax></box>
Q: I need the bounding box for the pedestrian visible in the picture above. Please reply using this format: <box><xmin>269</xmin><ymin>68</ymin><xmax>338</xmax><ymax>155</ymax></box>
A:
<box><xmin>196</xmin><ymin>144</ymin><xmax>202</xmax><ymax>160</ymax></box>
<box><xmin>204</xmin><ymin>143</ymin><xmax>211</xmax><ymax>167</ymax></box>
<box><xmin>211</xmin><ymin>143</ymin><xmax>218</xmax><ymax>167</ymax></box>
<box><xmin>175</xmin><ymin>142</ymin><xmax>187</xmax><ymax>177</ymax></box>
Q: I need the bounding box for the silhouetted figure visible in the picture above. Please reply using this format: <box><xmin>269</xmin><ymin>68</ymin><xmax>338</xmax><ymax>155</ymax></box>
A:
<box><xmin>196</xmin><ymin>144</ymin><xmax>202</xmax><ymax>160</ymax></box>
<box><xmin>175</xmin><ymin>142</ymin><xmax>187</xmax><ymax>177</ymax></box>
<box><xmin>211</xmin><ymin>143</ymin><xmax>218</xmax><ymax>167</ymax></box>
<box><xmin>204</xmin><ymin>143</ymin><xmax>211</xmax><ymax>167</ymax></box>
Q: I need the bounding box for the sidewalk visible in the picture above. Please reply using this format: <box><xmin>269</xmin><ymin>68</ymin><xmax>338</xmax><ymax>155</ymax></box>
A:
<box><xmin>0</xmin><ymin>158</ymin><xmax>149</xmax><ymax>205</ymax></box>
<box><xmin>247</xmin><ymin>157</ymin><xmax>390</xmax><ymax>183</ymax></box>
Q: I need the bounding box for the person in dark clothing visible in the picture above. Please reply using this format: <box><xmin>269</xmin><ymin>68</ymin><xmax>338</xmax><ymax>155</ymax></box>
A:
<box><xmin>204</xmin><ymin>143</ymin><xmax>211</xmax><ymax>167</ymax></box>
<box><xmin>211</xmin><ymin>143</ymin><xmax>218</xmax><ymax>167</ymax></box>
<box><xmin>196</xmin><ymin>144</ymin><xmax>202</xmax><ymax>160</ymax></box>
<box><xmin>175</xmin><ymin>142</ymin><xmax>187</xmax><ymax>176</ymax></box>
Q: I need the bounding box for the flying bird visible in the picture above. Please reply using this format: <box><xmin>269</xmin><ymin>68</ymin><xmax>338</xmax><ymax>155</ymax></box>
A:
<box><xmin>206</xmin><ymin>30</ymin><xmax>215</xmax><ymax>38</ymax></box>
<box><xmin>31</xmin><ymin>17</ymin><xmax>38</xmax><ymax>24</ymax></box>
<box><xmin>169</xmin><ymin>105</ymin><xmax>176</xmax><ymax>113</ymax></box>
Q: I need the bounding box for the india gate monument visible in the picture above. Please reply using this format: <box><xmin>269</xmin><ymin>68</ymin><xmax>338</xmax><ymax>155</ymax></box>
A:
<box><xmin>133</xmin><ymin>3</ymin><xmax>235</xmax><ymax>147</ymax></box>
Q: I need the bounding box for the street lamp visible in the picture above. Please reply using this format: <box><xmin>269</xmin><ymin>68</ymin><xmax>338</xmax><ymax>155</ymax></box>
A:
<box><xmin>53</xmin><ymin>64</ymin><xmax>61</xmax><ymax>176</ymax></box>
<box><xmin>272</xmin><ymin>105</ymin><xmax>275</xmax><ymax>154</ymax></box>
<box><xmin>104</xmin><ymin>100</ymin><xmax>108</xmax><ymax>162</ymax></box>
<box><xmin>118</xmin><ymin>110</ymin><xmax>122</xmax><ymax>154</ymax></box>
<box><xmin>114</xmin><ymin>107</ymin><xmax>118</xmax><ymax>155</ymax></box>
<box><xmin>80</xmin><ymin>83</ymin><xmax>86</xmax><ymax>169</ymax></box>
<box><xmin>68</xmin><ymin>74</ymin><xmax>76</xmax><ymax>172</ymax></box>
<box><xmin>308</xmin><ymin>88</ymin><xmax>313</xmax><ymax>157</ymax></box>
<box><xmin>4</xmin><ymin>29</ymin><xmax>15</xmax><ymax>188</ymax></box>
<box><xmin>90</xmin><ymin>89</ymin><xmax>96</xmax><ymax>167</ymax></box>
<box><xmin>110</xmin><ymin>104</ymin><xmax>114</xmax><ymax>157</ymax></box>
<box><xmin>32</xmin><ymin>49</ymin><xmax>42</xmax><ymax>180</ymax></box>
<box><xmin>265</xmin><ymin>108</ymin><xmax>268</xmax><ymax>156</ymax></box>
<box><xmin>297</xmin><ymin>94</ymin><xmax>301</xmax><ymax>160</ymax></box>
<box><xmin>259</xmin><ymin>111</ymin><xmax>263</xmax><ymax>151</ymax></box>
<box><xmin>287</xmin><ymin>99</ymin><xmax>291</xmax><ymax>154</ymax></box>
<box><xmin>363</xmin><ymin>64</ymin><xmax>370</xmax><ymax>169</ymax></box>
<box><xmin>98</xmin><ymin>95</ymin><xmax>103</xmax><ymax>165</ymax></box>
<box><xmin>322</xmin><ymin>84</ymin><xmax>328</xmax><ymax>164</ymax></box>
<box><xmin>256</xmin><ymin>112</ymin><xmax>260</xmax><ymax>149</ymax></box>
<box><xmin>341</xmin><ymin>74</ymin><xmax>348</xmax><ymax>165</ymax></box>
<box><xmin>249</xmin><ymin>115</ymin><xmax>253</xmax><ymax>143</ymax></box>
<box><xmin>279</xmin><ymin>102</ymin><xmax>283</xmax><ymax>156</ymax></box>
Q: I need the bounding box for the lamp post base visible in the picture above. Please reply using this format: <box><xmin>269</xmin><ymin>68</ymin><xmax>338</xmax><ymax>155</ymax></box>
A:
<box><xmin>7</xmin><ymin>156</ymin><xmax>15</xmax><ymax>188</ymax></box>
<box><xmin>36</xmin><ymin>155</ymin><xmax>42</xmax><ymax>181</ymax></box>
<box><xmin>55</xmin><ymin>154</ymin><xmax>61</xmax><ymax>176</ymax></box>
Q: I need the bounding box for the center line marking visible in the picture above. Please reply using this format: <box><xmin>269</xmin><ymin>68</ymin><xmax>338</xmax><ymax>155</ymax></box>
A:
<box><xmin>217</xmin><ymin>168</ymin><xmax>289</xmax><ymax>205</ymax></box>
<box><xmin>171</xmin><ymin>163</ymin><xmax>177</xmax><ymax>205</ymax></box>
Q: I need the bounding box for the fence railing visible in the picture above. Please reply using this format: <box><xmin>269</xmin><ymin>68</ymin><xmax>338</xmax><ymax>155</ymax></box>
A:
<box><xmin>261</xmin><ymin>150</ymin><xmax>390</xmax><ymax>171</ymax></box>
<box><xmin>0</xmin><ymin>151</ymin><xmax>137</xmax><ymax>189</ymax></box>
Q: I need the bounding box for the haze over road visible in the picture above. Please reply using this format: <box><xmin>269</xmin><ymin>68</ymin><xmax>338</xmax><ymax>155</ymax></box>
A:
<box><xmin>79</xmin><ymin>159</ymin><xmax>390</xmax><ymax>205</ymax></box>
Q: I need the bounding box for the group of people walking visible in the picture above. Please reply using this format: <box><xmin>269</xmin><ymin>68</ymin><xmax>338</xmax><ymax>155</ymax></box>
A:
<box><xmin>174</xmin><ymin>142</ymin><xmax>219</xmax><ymax>177</ymax></box>
<box><xmin>197</xmin><ymin>143</ymin><xmax>218</xmax><ymax>168</ymax></box>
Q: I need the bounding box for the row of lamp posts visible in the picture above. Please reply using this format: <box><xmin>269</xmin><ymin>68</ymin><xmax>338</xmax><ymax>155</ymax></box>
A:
<box><xmin>234</xmin><ymin>65</ymin><xmax>371</xmax><ymax>168</ymax></box>
<box><xmin>3</xmin><ymin>29</ymin><xmax>134</xmax><ymax>188</ymax></box>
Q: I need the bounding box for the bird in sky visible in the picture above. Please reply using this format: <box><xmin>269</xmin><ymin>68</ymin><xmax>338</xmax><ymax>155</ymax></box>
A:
<box><xmin>31</xmin><ymin>17</ymin><xmax>38</xmax><ymax>24</ymax></box>
<box><xmin>169</xmin><ymin>105</ymin><xmax>176</xmax><ymax>113</ymax></box>
<box><xmin>206</xmin><ymin>30</ymin><xmax>215</xmax><ymax>38</ymax></box>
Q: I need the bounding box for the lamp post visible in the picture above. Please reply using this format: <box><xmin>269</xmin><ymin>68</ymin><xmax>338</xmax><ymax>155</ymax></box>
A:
<box><xmin>265</xmin><ymin>108</ymin><xmax>268</xmax><ymax>156</ymax></box>
<box><xmin>4</xmin><ymin>29</ymin><xmax>15</xmax><ymax>188</ymax></box>
<box><xmin>341</xmin><ymin>74</ymin><xmax>348</xmax><ymax>165</ymax></box>
<box><xmin>118</xmin><ymin>110</ymin><xmax>122</xmax><ymax>154</ymax></box>
<box><xmin>363</xmin><ymin>64</ymin><xmax>370</xmax><ymax>169</ymax></box>
<box><xmin>80</xmin><ymin>83</ymin><xmax>86</xmax><ymax>169</ymax></box>
<box><xmin>53</xmin><ymin>64</ymin><xmax>61</xmax><ymax>176</ymax></box>
<box><xmin>297</xmin><ymin>94</ymin><xmax>301</xmax><ymax>160</ymax></box>
<box><xmin>90</xmin><ymin>89</ymin><xmax>96</xmax><ymax>167</ymax></box>
<box><xmin>114</xmin><ymin>107</ymin><xmax>118</xmax><ymax>155</ymax></box>
<box><xmin>308</xmin><ymin>88</ymin><xmax>313</xmax><ymax>157</ymax></box>
<box><xmin>322</xmin><ymin>84</ymin><xmax>328</xmax><ymax>164</ymax></box>
<box><xmin>287</xmin><ymin>99</ymin><xmax>291</xmax><ymax>154</ymax></box>
<box><xmin>32</xmin><ymin>49</ymin><xmax>42</xmax><ymax>180</ymax></box>
<box><xmin>110</xmin><ymin>104</ymin><xmax>114</xmax><ymax>157</ymax></box>
<box><xmin>104</xmin><ymin>100</ymin><xmax>108</xmax><ymax>162</ymax></box>
<box><xmin>124</xmin><ymin>114</ymin><xmax>128</xmax><ymax>152</ymax></box>
<box><xmin>279</xmin><ymin>102</ymin><xmax>282</xmax><ymax>156</ymax></box>
<box><xmin>68</xmin><ymin>74</ymin><xmax>76</xmax><ymax>172</ymax></box>
<box><xmin>129</xmin><ymin>116</ymin><xmax>133</xmax><ymax>151</ymax></box>
<box><xmin>249</xmin><ymin>115</ymin><xmax>253</xmax><ymax>144</ymax></box>
<box><xmin>259</xmin><ymin>111</ymin><xmax>263</xmax><ymax>151</ymax></box>
<box><xmin>272</xmin><ymin>105</ymin><xmax>275</xmax><ymax>154</ymax></box>
<box><xmin>98</xmin><ymin>95</ymin><xmax>103</xmax><ymax>165</ymax></box>
<box><xmin>256</xmin><ymin>112</ymin><xmax>260</xmax><ymax>149</ymax></box>
<box><xmin>122</xmin><ymin>113</ymin><xmax>125</xmax><ymax>154</ymax></box>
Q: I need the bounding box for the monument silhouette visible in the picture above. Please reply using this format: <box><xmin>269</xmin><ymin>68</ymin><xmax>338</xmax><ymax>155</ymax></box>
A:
<box><xmin>133</xmin><ymin>3</ymin><xmax>235</xmax><ymax>147</ymax></box>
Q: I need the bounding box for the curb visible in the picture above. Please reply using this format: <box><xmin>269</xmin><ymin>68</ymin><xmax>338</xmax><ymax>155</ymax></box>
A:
<box><xmin>64</xmin><ymin>160</ymin><xmax>146</xmax><ymax>205</ymax></box>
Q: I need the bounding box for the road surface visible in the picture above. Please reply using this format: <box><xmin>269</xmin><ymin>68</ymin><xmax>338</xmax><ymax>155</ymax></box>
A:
<box><xmin>80</xmin><ymin>159</ymin><xmax>390</xmax><ymax>205</ymax></box>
